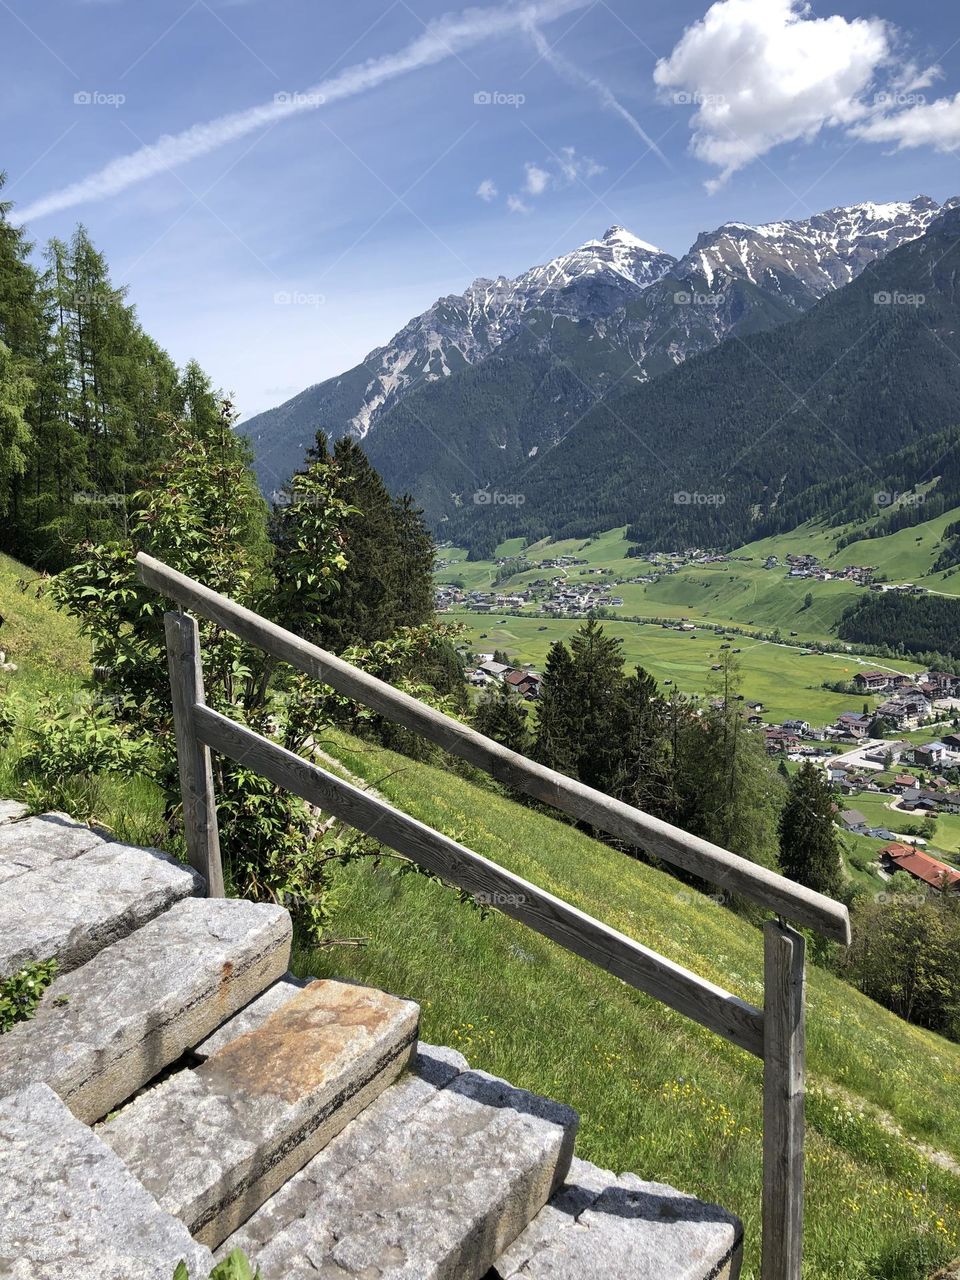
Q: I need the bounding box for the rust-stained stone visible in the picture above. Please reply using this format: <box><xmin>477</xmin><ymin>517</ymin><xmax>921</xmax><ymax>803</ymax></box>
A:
<box><xmin>98</xmin><ymin>978</ymin><xmax>420</xmax><ymax>1249</ymax></box>
<box><xmin>193</xmin><ymin>972</ymin><xmax>314</xmax><ymax>1059</ymax></box>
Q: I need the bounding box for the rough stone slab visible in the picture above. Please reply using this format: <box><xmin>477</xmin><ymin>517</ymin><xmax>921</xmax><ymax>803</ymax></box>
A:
<box><xmin>491</xmin><ymin>1156</ymin><xmax>744</xmax><ymax>1280</ymax></box>
<box><xmin>193</xmin><ymin>970</ymin><xmax>315</xmax><ymax>1058</ymax></box>
<box><xmin>100</xmin><ymin>978</ymin><xmax>420</xmax><ymax>1248</ymax></box>
<box><xmin>0</xmin><ymin>810</ymin><xmax>107</xmax><ymax>885</ymax></box>
<box><xmin>0</xmin><ymin>1083</ymin><xmax>214</xmax><ymax>1280</ymax></box>
<box><xmin>0</xmin><ymin>896</ymin><xmax>291</xmax><ymax>1123</ymax></box>
<box><xmin>0</xmin><ymin>837</ymin><xmax>203</xmax><ymax>979</ymax></box>
<box><xmin>0</xmin><ymin>799</ymin><xmax>29</xmax><ymax>825</ymax></box>
<box><xmin>220</xmin><ymin>1064</ymin><xmax>577</xmax><ymax>1280</ymax></box>
<box><xmin>222</xmin><ymin>1043</ymin><xmax>470</xmax><ymax>1258</ymax></box>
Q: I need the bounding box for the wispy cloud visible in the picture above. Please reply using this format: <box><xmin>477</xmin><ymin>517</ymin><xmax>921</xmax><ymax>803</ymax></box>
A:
<box><xmin>476</xmin><ymin>177</ymin><xmax>498</xmax><ymax>201</ymax></box>
<box><xmin>525</xmin><ymin>24</ymin><xmax>670</xmax><ymax>167</ymax></box>
<box><xmin>15</xmin><ymin>0</ymin><xmax>589</xmax><ymax>224</ymax></box>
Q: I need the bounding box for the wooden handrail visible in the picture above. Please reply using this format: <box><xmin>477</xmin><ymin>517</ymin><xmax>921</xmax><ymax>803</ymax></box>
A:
<box><xmin>139</xmin><ymin>554</ymin><xmax>844</xmax><ymax>1280</ymax></box>
<box><xmin>195</xmin><ymin>703</ymin><xmax>765</xmax><ymax>1057</ymax></box>
<box><xmin>136</xmin><ymin>552</ymin><xmax>850</xmax><ymax>945</ymax></box>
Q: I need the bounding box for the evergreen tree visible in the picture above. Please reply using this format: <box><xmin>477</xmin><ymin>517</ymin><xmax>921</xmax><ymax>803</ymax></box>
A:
<box><xmin>473</xmin><ymin>684</ymin><xmax>530</xmax><ymax>753</ymax></box>
<box><xmin>533</xmin><ymin>640</ymin><xmax>577</xmax><ymax>775</ymax></box>
<box><xmin>272</xmin><ymin>433</ymin><xmax>434</xmax><ymax>651</ymax></box>
<box><xmin>778</xmin><ymin>762</ymin><xmax>845</xmax><ymax>897</ymax></box>
<box><xmin>0</xmin><ymin>339</ymin><xmax>31</xmax><ymax>513</ymax></box>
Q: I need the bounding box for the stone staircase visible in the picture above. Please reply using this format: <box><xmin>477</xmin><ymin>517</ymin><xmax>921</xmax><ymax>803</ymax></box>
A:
<box><xmin>0</xmin><ymin>805</ymin><xmax>743</xmax><ymax>1279</ymax></box>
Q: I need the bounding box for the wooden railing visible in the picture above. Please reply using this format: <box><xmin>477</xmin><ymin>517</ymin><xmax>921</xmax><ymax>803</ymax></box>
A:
<box><xmin>137</xmin><ymin>552</ymin><xmax>850</xmax><ymax>1280</ymax></box>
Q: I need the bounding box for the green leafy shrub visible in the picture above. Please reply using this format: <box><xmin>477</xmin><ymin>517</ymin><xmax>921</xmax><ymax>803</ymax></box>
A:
<box><xmin>173</xmin><ymin>1248</ymin><xmax>260</xmax><ymax>1279</ymax></box>
<box><xmin>14</xmin><ymin>695</ymin><xmax>152</xmax><ymax>820</ymax></box>
<box><xmin>0</xmin><ymin>958</ymin><xmax>58</xmax><ymax>1033</ymax></box>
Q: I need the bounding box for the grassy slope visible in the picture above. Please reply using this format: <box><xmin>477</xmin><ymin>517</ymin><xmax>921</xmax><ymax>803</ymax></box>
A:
<box><xmin>449</xmin><ymin>610</ymin><xmax>913</xmax><ymax>724</ymax></box>
<box><xmin>0</xmin><ymin>553</ymin><xmax>166</xmax><ymax>846</ymax></box>
<box><xmin>301</xmin><ymin>730</ymin><xmax>960</xmax><ymax>1280</ymax></box>
<box><xmin>0</xmin><ymin>552</ymin><xmax>89</xmax><ymax>701</ymax></box>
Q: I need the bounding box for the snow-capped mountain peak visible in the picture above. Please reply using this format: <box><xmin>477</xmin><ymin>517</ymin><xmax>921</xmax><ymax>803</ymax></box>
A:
<box><xmin>244</xmin><ymin>193</ymin><xmax>960</xmax><ymax>486</ymax></box>
<box><xmin>682</xmin><ymin>195</ymin><xmax>947</xmax><ymax>294</ymax></box>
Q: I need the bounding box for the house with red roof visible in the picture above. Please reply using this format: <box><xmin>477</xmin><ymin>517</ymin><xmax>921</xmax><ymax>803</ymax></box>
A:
<box><xmin>879</xmin><ymin>842</ymin><xmax>960</xmax><ymax>893</ymax></box>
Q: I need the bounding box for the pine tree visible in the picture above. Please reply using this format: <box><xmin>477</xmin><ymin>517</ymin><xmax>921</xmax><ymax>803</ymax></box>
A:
<box><xmin>533</xmin><ymin>640</ymin><xmax>577</xmax><ymax>775</ymax></box>
<box><xmin>473</xmin><ymin>684</ymin><xmax>530</xmax><ymax>753</ymax></box>
<box><xmin>778</xmin><ymin>762</ymin><xmax>845</xmax><ymax>897</ymax></box>
<box><xmin>0</xmin><ymin>339</ymin><xmax>32</xmax><ymax>513</ymax></box>
<box><xmin>273</xmin><ymin>434</ymin><xmax>435</xmax><ymax>651</ymax></box>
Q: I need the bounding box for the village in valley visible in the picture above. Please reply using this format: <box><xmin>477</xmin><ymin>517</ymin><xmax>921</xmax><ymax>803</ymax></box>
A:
<box><xmin>437</xmin><ymin>537</ymin><xmax>960</xmax><ymax>899</ymax></box>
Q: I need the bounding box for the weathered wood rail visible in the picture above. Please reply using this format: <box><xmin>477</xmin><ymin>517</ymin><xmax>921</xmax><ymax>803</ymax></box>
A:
<box><xmin>138</xmin><ymin>551</ymin><xmax>850</xmax><ymax>1280</ymax></box>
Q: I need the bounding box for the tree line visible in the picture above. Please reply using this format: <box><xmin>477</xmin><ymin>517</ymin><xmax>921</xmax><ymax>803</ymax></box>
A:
<box><xmin>0</xmin><ymin>179</ymin><xmax>219</xmax><ymax>568</ymax></box>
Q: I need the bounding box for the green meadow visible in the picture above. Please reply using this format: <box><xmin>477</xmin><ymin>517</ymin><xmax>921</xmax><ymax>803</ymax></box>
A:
<box><xmin>450</xmin><ymin>610</ymin><xmax>913</xmax><ymax>725</ymax></box>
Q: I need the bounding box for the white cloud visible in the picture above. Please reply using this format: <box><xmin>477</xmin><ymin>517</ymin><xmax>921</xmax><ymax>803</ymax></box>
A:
<box><xmin>476</xmin><ymin>178</ymin><xmax>498</xmax><ymax>202</ymax></box>
<box><xmin>523</xmin><ymin>162</ymin><xmax>551</xmax><ymax>195</ymax></box>
<box><xmin>507</xmin><ymin>194</ymin><xmax>532</xmax><ymax>214</ymax></box>
<box><xmin>15</xmin><ymin>0</ymin><xmax>589</xmax><ymax>223</ymax></box>
<box><xmin>851</xmin><ymin>92</ymin><xmax>960</xmax><ymax>152</ymax></box>
<box><xmin>556</xmin><ymin>145</ymin><xmax>604</xmax><ymax>182</ymax></box>
<box><xmin>654</xmin><ymin>0</ymin><xmax>893</xmax><ymax>190</ymax></box>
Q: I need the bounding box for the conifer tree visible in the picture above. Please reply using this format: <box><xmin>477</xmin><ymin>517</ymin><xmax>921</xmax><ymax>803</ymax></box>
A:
<box><xmin>533</xmin><ymin>640</ymin><xmax>577</xmax><ymax>775</ymax></box>
<box><xmin>473</xmin><ymin>683</ymin><xmax>530</xmax><ymax>753</ymax></box>
<box><xmin>778</xmin><ymin>761</ymin><xmax>845</xmax><ymax>897</ymax></box>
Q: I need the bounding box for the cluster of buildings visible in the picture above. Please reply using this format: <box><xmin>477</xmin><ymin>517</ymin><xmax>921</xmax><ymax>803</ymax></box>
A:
<box><xmin>763</xmin><ymin>552</ymin><xmax>875</xmax><ymax>585</ymax></box>
<box><xmin>465</xmin><ymin>655</ymin><xmax>542</xmax><ymax>700</ymax></box>
<box><xmin>435</xmin><ymin>578</ymin><xmax>624</xmax><ymax>617</ymax></box>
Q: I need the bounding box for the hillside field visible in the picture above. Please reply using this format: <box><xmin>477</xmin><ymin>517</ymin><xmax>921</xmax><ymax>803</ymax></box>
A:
<box><xmin>448</xmin><ymin>609</ymin><xmax>914</xmax><ymax>725</ymax></box>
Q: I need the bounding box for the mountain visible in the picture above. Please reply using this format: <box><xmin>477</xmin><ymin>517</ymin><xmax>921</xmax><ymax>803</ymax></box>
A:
<box><xmin>244</xmin><ymin>196</ymin><xmax>954</xmax><ymax>497</ymax></box>
<box><xmin>440</xmin><ymin>206</ymin><xmax>960</xmax><ymax>555</ymax></box>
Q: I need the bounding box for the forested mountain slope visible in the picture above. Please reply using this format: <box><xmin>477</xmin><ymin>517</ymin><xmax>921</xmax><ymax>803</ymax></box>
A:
<box><xmin>442</xmin><ymin>206</ymin><xmax>960</xmax><ymax>554</ymax></box>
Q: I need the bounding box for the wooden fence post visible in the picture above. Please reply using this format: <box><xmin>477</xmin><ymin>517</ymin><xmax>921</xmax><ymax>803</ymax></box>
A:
<box><xmin>164</xmin><ymin>611</ymin><xmax>224</xmax><ymax>897</ymax></box>
<box><xmin>762</xmin><ymin>919</ymin><xmax>806</xmax><ymax>1280</ymax></box>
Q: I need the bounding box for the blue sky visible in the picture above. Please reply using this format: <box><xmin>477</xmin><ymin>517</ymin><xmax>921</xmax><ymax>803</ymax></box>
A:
<box><xmin>3</xmin><ymin>0</ymin><xmax>960</xmax><ymax>418</ymax></box>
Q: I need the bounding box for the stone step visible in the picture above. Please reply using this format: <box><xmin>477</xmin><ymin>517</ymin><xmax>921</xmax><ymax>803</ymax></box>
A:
<box><xmin>489</xmin><ymin>1156</ymin><xmax>743</xmax><ymax>1280</ymax></box>
<box><xmin>0</xmin><ymin>896</ymin><xmax>291</xmax><ymax>1123</ymax></box>
<box><xmin>0</xmin><ymin>810</ymin><xmax>108</xmax><ymax>884</ymax></box>
<box><xmin>0</xmin><ymin>1083</ymin><xmax>215</xmax><ymax>1280</ymax></box>
<box><xmin>99</xmin><ymin>977</ymin><xmax>420</xmax><ymax>1249</ymax></box>
<box><xmin>219</xmin><ymin>1054</ymin><xmax>578</xmax><ymax>1279</ymax></box>
<box><xmin>0</xmin><ymin>816</ymin><xmax>203</xmax><ymax>979</ymax></box>
<box><xmin>0</xmin><ymin>799</ymin><xmax>29</xmax><ymax>824</ymax></box>
<box><xmin>192</xmin><ymin>970</ymin><xmax>314</xmax><ymax>1059</ymax></box>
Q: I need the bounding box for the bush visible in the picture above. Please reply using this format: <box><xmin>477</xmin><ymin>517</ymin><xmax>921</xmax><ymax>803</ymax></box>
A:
<box><xmin>14</xmin><ymin>696</ymin><xmax>152</xmax><ymax>821</ymax></box>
